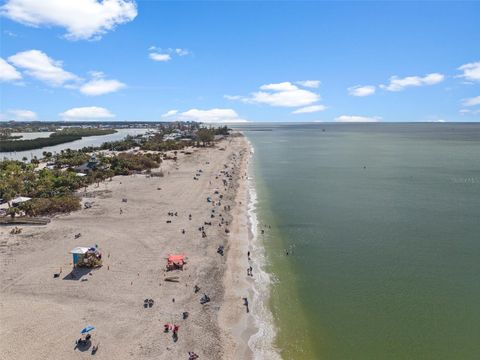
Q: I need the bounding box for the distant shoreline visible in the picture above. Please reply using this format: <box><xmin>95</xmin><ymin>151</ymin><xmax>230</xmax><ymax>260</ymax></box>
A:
<box><xmin>0</xmin><ymin>129</ymin><xmax>116</xmax><ymax>153</ymax></box>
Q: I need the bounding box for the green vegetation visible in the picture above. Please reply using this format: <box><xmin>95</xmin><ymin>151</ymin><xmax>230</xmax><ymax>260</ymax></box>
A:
<box><xmin>214</xmin><ymin>125</ymin><xmax>230</xmax><ymax>135</ymax></box>
<box><xmin>1</xmin><ymin>134</ymin><xmax>83</xmax><ymax>152</ymax></box>
<box><xmin>52</xmin><ymin>149</ymin><xmax>90</xmax><ymax>167</ymax></box>
<box><xmin>142</xmin><ymin>135</ymin><xmax>192</xmax><ymax>151</ymax></box>
<box><xmin>0</xmin><ymin>160</ymin><xmax>85</xmax><ymax>216</ymax></box>
<box><xmin>0</xmin><ymin>128</ymin><xmax>116</xmax><ymax>152</ymax></box>
<box><xmin>21</xmin><ymin>196</ymin><xmax>81</xmax><ymax>217</ymax></box>
<box><xmin>0</xmin><ymin>129</ymin><xmax>22</xmax><ymax>141</ymax></box>
<box><xmin>196</xmin><ymin>126</ymin><xmax>230</xmax><ymax>146</ymax></box>
<box><xmin>53</xmin><ymin>128</ymin><xmax>115</xmax><ymax>137</ymax></box>
<box><xmin>0</xmin><ymin>135</ymin><xmax>22</xmax><ymax>141</ymax></box>
<box><xmin>0</xmin><ymin>151</ymin><xmax>162</xmax><ymax>216</ymax></box>
<box><xmin>107</xmin><ymin>153</ymin><xmax>162</xmax><ymax>175</ymax></box>
<box><xmin>100</xmin><ymin>135</ymin><xmax>140</xmax><ymax>151</ymax></box>
<box><xmin>197</xmin><ymin>128</ymin><xmax>215</xmax><ymax>146</ymax></box>
<box><xmin>0</xmin><ymin>123</ymin><xmax>232</xmax><ymax>217</ymax></box>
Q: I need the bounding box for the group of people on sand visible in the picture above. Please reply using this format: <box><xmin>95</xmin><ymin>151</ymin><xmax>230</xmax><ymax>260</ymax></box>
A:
<box><xmin>164</xmin><ymin>323</ymin><xmax>180</xmax><ymax>342</ymax></box>
<box><xmin>150</xmin><ymin>147</ymin><xmax>249</xmax><ymax>358</ymax></box>
<box><xmin>156</xmin><ymin>154</ymin><xmax>246</xmax><ymax>358</ymax></box>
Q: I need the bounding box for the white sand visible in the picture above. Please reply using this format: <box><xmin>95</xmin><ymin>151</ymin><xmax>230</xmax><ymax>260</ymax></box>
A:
<box><xmin>0</xmin><ymin>135</ymin><xmax>255</xmax><ymax>360</ymax></box>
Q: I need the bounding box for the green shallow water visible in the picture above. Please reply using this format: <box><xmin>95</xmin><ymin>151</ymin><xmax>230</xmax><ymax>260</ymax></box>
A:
<box><xmin>240</xmin><ymin>123</ymin><xmax>480</xmax><ymax>360</ymax></box>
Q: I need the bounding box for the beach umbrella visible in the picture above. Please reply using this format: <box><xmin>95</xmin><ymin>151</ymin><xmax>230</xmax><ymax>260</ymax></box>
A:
<box><xmin>80</xmin><ymin>325</ymin><xmax>95</xmax><ymax>334</ymax></box>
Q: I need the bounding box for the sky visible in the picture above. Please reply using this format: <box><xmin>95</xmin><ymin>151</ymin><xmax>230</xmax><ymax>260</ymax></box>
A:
<box><xmin>0</xmin><ymin>0</ymin><xmax>479</xmax><ymax>123</ymax></box>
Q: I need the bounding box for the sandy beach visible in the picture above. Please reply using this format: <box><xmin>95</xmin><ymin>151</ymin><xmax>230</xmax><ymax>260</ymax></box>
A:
<box><xmin>0</xmin><ymin>135</ymin><xmax>255</xmax><ymax>360</ymax></box>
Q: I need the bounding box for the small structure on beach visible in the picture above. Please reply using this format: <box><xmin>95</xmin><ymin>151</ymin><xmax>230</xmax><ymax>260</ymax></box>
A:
<box><xmin>11</xmin><ymin>196</ymin><xmax>32</xmax><ymax>206</ymax></box>
<box><xmin>75</xmin><ymin>154</ymin><xmax>100</xmax><ymax>174</ymax></box>
<box><xmin>70</xmin><ymin>246</ymin><xmax>102</xmax><ymax>268</ymax></box>
<box><xmin>166</xmin><ymin>254</ymin><xmax>186</xmax><ymax>271</ymax></box>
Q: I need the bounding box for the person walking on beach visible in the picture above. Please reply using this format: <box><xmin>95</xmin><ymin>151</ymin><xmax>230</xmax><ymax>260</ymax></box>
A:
<box><xmin>243</xmin><ymin>297</ymin><xmax>249</xmax><ymax>313</ymax></box>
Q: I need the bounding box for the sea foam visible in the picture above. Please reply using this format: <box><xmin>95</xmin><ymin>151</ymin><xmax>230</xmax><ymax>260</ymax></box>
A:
<box><xmin>245</xmin><ymin>140</ymin><xmax>282</xmax><ymax>360</ymax></box>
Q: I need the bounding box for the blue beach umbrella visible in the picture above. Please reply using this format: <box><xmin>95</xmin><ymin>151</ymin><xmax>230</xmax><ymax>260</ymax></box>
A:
<box><xmin>80</xmin><ymin>325</ymin><xmax>95</xmax><ymax>334</ymax></box>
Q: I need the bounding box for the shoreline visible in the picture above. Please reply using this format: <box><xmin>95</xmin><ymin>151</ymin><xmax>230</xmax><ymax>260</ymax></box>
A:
<box><xmin>0</xmin><ymin>134</ymin><xmax>266</xmax><ymax>359</ymax></box>
<box><xmin>245</xmin><ymin>140</ymin><xmax>281</xmax><ymax>360</ymax></box>
<box><xmin>218</xmin><ymin>135</ymin><xmax>281</xmax><ymax>359</ymax></box>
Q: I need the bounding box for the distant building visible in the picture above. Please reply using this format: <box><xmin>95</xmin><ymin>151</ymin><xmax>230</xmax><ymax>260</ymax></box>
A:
<box><xmin>163</xmin><ymin>133</ymin><xmax>181</xmax><ymax>141</ymax></box>
<box><xmin>75</xmin><ymin>154</ymin><xmax>100</xmax><ymax>173</ymax></box>
<box><xmin>163</xmin><ymin>129</ymin><xmax>195</xmax><ymax>141</ymax></box>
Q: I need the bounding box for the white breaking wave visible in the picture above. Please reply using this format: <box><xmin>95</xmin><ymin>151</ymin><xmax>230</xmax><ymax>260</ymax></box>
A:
<box><xmin>245</xmin><ymin>139</ymin><xmax>282</xmax><ymax>360</ymax></box>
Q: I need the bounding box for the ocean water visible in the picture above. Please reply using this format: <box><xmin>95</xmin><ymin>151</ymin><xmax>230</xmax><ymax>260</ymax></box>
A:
<box><xmin>238</xmin><ymin>123</ymin><xmax>480</xmax><ymax>360</ymax></box>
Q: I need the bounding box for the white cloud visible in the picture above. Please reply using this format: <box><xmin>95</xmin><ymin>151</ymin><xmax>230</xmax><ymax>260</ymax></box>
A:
<box><xmin>0</xmin><ymin>57</ymin><xmax>22</xmax><ymax>82</ymax></box>
<box><xmin>148</xmin><ymin>47</ymin><xmax>190</xmax><ymax>62</ymax></box>
<box><xmin>380</xmin><ymin>73</ymin><xmax>444</xmax><ymax>91</ymax></box>
<box><xmin>161</xmin><ymin>110</ymin><xmax>179</xmax><ymax>118</ymax></box>
<box><xmin>348</xmin><ymin>85</ymin><xmax>376</xmax><ymax>97</ymax></box>
<box><xmin>60</xmin><ymin>106</ymin><xmax>114</xmax><ymax>120</ymax></box>
<box><xmin>230</xmin><ymin>81</ymin><xmax>320</xmax><ymax>107</ymax></box>
<box><xmin>226</xmin><ymin>81</ymin><xmax>327</xmax><ymax>114</ymax></box>
<box><xmin>428</xmin><ymin>119</ymin><xmax>446</xmax><ymax>122</ymax></box>
<box><xmin>172</xmin><ymin>108</ymin><xmax>248</xmax><ymax>123</ymax></box>
<box><xmin>462</xmin><ymin>95</ymin><xmax>480</xmax><ymax>107</ymax></box>
<box><xmin>296</xmin><ymin>80</ymin><xmax>321</xmax><ymax>88</ymax></box>
<box><xmin>149</xmin><ymin>53</ymin><xmax>171</xmax><ymax>62</ymax></box>
<box><xmin>80</xmin><ymin>74</ymin><xmax>126</xmax><ymax>95</ymax></box>
<box><xmin>8</xmin><ymin>109</ymin><xmax>37</xmax><ymax>120</ymax></box>
<box><xmin>7</xmin><ymin>51</ymin><xmax>124</xmax><ymax>95</ymax></box>
<box><xmin>8</xmin><ymin>49</ymin><xmax>79</xmax><ymax>86</ymax></box>
<box><xmin>259</xmin><ymin>82</ymin><xmax>298</xmax><ymax>92</ymax></box>
<box><xmin>335</xmin><ymin>115</ymin><xmax>381</xmax><ymax>123</ymax></box>
<box><xmin>252</xmin><ymin>88</ymin><xmax>319</xmax><ymax>107</ymax></box>
<box><xmin>292</xmin><ymin>105</ymin><xmax>327</xmax><ymax>114</ymax></box>
<box><xmin>0</xmin><ymin>0</ymin><xmax>137</xmax><ymax>40</ymax></box>
<box><xmin>252</xmin><ymin>84</ymin><xmax>319</xmax><ymax>107</ymax></box>
<box><xmin>224</xmin><ymin>95</ymin><xmax>243</xmax><ymax>101</ymax></box>
<box><xmin>457</xmin><ymin>61</ymin><xmax>480</xmax><ymax>82</ymax></box>
<box><xmin>3</xmin><ymin>29</ymin><xmax>18</xmax><ymax>37</ymax></box>
<box><xmin>460</xmin><ymin>109</ymin><xmax>480</xmax><ymax>115</ymax></box>
<box><xmin>174</xmin><ymin>48</ymin><xmax>189</xmax><ymax>56</ymax></box>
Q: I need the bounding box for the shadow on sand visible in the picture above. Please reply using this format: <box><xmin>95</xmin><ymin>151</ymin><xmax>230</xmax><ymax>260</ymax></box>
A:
<box><xmin>62</xmin><ymin>267</ymin><xmax>93</xmax><ymax>281</ymax></box>
<box><xmin>74</xmin><ymin>339</ymin><xmax>92</xmax><ymax>352</ymax></box>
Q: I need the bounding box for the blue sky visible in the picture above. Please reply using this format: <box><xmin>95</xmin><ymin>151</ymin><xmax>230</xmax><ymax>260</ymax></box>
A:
<box><xmin>1</xmin><ymin>0</ymin><xmax>479</xmax><ymax>123</ymax></box>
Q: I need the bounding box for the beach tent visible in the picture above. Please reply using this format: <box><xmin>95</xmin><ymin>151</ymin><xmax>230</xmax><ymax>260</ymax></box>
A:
<box><xmin>70</xmin><ymin>247</ymin><xmax>90</xmax><ymax>266</ymax></box>
<box><xmin>70</xmin><ymin>246</ymin><xmax>102</xmax><ymax>267</ymax></box>
<box><xmin>166</xmin><ymin>254</ymin><xmax>186</xmax><ymax>270</ymax></box>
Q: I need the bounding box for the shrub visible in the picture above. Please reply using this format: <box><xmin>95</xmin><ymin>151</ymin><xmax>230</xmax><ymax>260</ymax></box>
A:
<box><xmin>108</xmin><ymin>153</ymin><xmax>161</xmax><ymax>175</ymax></box>
<box><xmin>21</xmin><ymin>195</ymin><xmax>81</xmax><ymax>216</ymax></box>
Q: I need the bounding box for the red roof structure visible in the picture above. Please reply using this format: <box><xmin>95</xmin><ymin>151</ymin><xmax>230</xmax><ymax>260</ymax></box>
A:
<box><xmin>167</xmin><ymin>254</ymin><xmax>185</xmax><ymax>270</ymax></box>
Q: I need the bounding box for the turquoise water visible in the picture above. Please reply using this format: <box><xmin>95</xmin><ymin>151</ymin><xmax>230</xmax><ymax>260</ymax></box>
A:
<box><xmin>240</xmin><ymin>123</ymin><xmax>480</xmax><ymax>359</ymax></box>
